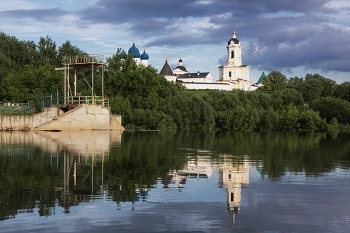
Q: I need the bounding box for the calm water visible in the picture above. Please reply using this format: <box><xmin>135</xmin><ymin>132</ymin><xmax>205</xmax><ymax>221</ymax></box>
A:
<box><xmin>0</xmin><ymin>131</ymin><xmax>350</xmax><ymax>233</ymax></box>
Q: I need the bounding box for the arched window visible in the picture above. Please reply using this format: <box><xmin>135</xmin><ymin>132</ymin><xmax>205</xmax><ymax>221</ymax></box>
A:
<box><xmin>231</xmin><ymin>50</ymin><xmax>234</xmax><ymax>58</ymax></box>
<box><xmin>229</xmin><ymin>71</ymin><xmax>232</xmax><ymax>77</ymax></box>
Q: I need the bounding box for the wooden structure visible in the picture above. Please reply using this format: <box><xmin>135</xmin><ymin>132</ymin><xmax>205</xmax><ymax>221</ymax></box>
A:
<box><xmin>55</xmin><ymin>54</ymin><xmax>105</xmax><ymax>107</ymax></box>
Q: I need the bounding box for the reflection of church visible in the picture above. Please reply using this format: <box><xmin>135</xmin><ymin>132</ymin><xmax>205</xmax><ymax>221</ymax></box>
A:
<box><xmin>164</xmin><ymin>159</ymin><xmax>213</xmax><ymax>190</ymax></box>
<box><xmin>218</xmin><ymin>161</ymin><xmax>250</xmax><ymax>222</ymax></box>
<box><xmin>164</xmin><ymin>156</ymin><xmax>250</xmax><ymax>222</ymax></box>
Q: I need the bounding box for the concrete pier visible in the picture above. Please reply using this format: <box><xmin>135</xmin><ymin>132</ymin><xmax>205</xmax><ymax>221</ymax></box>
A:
<box><xmin>0</xmin><ymin>104</ymin><xmax>124</xmax><ymax>131</ymax></box>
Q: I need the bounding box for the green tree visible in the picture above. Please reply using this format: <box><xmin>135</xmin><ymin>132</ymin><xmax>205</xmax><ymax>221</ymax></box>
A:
<box><xmin>305</xmin><ymin>73</ymin><xmax>336</xmax><ymax>98</ymax></box>
<box><xmin>217</xmin><ymin>105</ymin><xmax>255</xmax><ymax>131</ymax></box>
<box><xmin>278</xmin><ymin>104</ymin><xmax>300</xmax><ymax>132</ymax></box>
<box><xmin>261</xmin><ymin>71</ymin><xmax>287</xmax><ymax>92</ymax></box>
<box><xmin>310</xmin><ymin>97</ymin><xmax>350</xmax><ymax>124</ymax></box>
<box><xmin>37</xmin><ymin>36</ymin><xmax>58</xmax><ymax>66</ymax></box>
<box><xmin>334</xmin><ymin>82</ymin><xmax>350</xmax><ymax>101</ymax></box>
<box><xmin>257</xmin><ymin>107</ymin><xmax>279</xmax><ymax>132</ymax></box>
<box><xmin>297</xmin><ymin>109</ymin><xmax>323</xmax><ymax>132</ymax></box>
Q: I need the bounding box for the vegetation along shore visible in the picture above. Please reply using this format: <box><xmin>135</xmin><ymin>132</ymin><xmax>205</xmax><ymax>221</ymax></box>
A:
<box><xmin>1</xmin><ymin>33</ymin><xmax>350</xmax><ymax>134</ymax></box>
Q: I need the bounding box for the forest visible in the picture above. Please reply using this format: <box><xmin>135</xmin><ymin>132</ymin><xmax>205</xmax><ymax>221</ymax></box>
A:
<box><xmin>1</xmin><ymin>32</ymin><xmax>350</xmax><ymax>133</ymax></box>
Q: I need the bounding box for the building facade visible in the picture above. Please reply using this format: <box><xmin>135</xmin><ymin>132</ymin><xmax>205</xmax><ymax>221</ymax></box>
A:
<box><xmin>158</xmin><ymin>30</ymin><xmax>262</xmax><ymax>91</ymax></box>
<box><xmin>218</xmin><ymin>30</ymin><xmax>251</xmax><ymax>91</ymax></box>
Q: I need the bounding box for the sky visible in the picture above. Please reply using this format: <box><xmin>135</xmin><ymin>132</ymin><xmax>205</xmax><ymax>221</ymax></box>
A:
<box><xmin>1</xmin><ymin>0</ymin><xmax>350</xmax><ymax>83</ymax></box>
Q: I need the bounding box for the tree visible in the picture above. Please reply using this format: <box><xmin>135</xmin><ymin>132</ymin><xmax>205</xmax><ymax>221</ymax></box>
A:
<box><xmin>217</xmin><ymin>106</ymin><xmax>255</xmax><ymax>131</ymax></box>
<box><xmin>297</xmin><ymin>109</ymin><xmax>323</xmax><ymax>132</ymax></box>
<box><xmin>301</xmin><ymin>78</ymin><xmax>323</xmax><ymax>102</ymax></box>
<box><xmin>257</xmin><ymin>108</ymin><xmax>279</xmax><ymax>132</ymax></box>
<box><xmin>310</xmin><ymin>97</ymin><xmax>350</xmax><ymax>124</ymax></box>
<box><xmin>278</xmin><ymin>104</ymin><xmax>300</xmax><ymax>132</ymax></box>
<box><xmin>334</xmin><ymin>82</ymin><xmax>350</xmax><ymax>101</ymax></box>
<box><xmin>287</xmin><ymin>76</ymin><xmax>303</xmax><ymax>89</ymax></box>
<box><xmin>37</xmin><ymin>36</ymin><xmax>58</xmax><ymax>66</ymax></box>
<box><xmin>305</xmin><ymin>73</ymin><xmax>336</xmax><ymax>98</ymax></box>
<box><xmin>57</xmin><ymin>40</ymin><xmax>84</xmax><ymax>63</ymax></box>
<box><xmin>261</xmin><ymin>71</ymin><xmax>287</xmax><ymax>92</ymax></box>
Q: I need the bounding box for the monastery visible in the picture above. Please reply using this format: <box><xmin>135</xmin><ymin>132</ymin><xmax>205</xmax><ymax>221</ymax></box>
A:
<box><xmin>126</xmin><ymin>31</ymin><xmax>265</xmax><ymax>91</ymax></box>
<box><xmin>159</xmin><ymin>30</ymin><xmax>263</xmax><ymax>91</ymax></box>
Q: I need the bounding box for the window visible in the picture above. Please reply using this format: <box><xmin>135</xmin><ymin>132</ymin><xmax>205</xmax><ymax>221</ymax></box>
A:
<box><xmin>229</xmin><ymin>72</ymin><xmax>232</xmax><ymax>77</ymax></box>
<box><xmin>231</xmin><ymin>50</ymin><xmax>234</xmax><ymax>58</ymax></box>
<box><xmin>231</xmin><ymin>193</ymin><xmax>234</xmax><ymax>202</ymax></box>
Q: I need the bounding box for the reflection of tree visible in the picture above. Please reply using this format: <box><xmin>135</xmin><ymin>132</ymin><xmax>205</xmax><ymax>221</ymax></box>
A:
<box><xmin>213</xmin><ymin>132</ymin><xmax>350</xmax><ymax>179</ymax></box>
<box><xmin>104</xmin><ymin>131</ymin><xmax>188</xmax><ymax>204</ymax></box>
<box><xmin>1</xmin><ymin>132</ymin><xmax>350</xmax><ymax>221</ymax></box>
<box><xmin>0</xmin><ymin>131</ymin><xmax>189</xmax><ymax>220</ymax></box>
<box><xmin>0</xmin><ymin>145</ymin><xmax>61</xmax><ymax>220</ymax></box>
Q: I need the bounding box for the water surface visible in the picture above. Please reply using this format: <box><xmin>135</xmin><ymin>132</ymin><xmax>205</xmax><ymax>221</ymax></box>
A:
<box><xmin>0</xmin><ymin>131</ymin><xmax>349</xmax><ymax>232</ymax></box>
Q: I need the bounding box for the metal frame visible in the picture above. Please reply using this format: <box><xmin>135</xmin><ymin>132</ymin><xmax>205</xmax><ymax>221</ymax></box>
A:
<box><xmin>55</xmin><ymin>54</ymin><xmax>105</xmax><ymax>106</ymax></box>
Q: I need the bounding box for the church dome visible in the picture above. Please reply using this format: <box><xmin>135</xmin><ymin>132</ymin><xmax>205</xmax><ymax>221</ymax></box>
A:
<box><xmin>128</xmin><ymin>43</ymin><xmax>140</xmax><ymax>58</ymax></box>
<box><xmin>175</xmin><ymin>57</ymin><xmax>186</xmax><ymax>71</ymax></box>
<box><xmin>228</xmin><ymin>30</ymin><xmax>240</xmax><ymax>45</ymax></box>
<box><xmin>120</xmin><ymin>49</ymin><xmax>126</xmax><ymax>55</ymax></box>
<box><xmin>141</xmin><ymin>50</ymin><xmax>149</xmax><ymax>60</ymax></box>
<box><xmin>228</xmin><ymin>38</ymin><xmax>240</xmax><ymax>45</ymax></box>
<box><xmin>175</xmin><ymin>66</ymin><xmax>187</xmax><ymax>71</ymax></box>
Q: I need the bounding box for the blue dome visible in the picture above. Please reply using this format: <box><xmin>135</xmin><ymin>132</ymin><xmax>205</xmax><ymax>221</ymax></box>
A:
<box><xmin>141</xmin><ymin>50</ymin><xmax>149</xmax><ymax>60</ymax></box>
<box><xmin>128</xmin><ymin>43</ymin><xmax>140</xmax><ymax>58</ymax></box>
<box><xmin>120</xmin><ymin>49</ymin><xmax>126</xmax><ymax>55</ymax></box>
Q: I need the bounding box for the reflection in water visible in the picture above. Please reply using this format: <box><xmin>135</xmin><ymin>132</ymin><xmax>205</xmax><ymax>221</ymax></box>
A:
<box><xmin>0</xmin><ymin>131</ymin><xmax>123</xmax><ymax>220</ymax></box>
<box><xmin>1</xmin><ymin>131</ymin><xmax>350</xmax><ymax>233</ymax></box>
<box><xmin>165</xmin><ymin>153</ymin><xmax>251</xmax><ymax>222</ymax></box>
<box><xmin>218</xmin><ymin>157</ymin><xmax>250</xmax><ymax>222</ymax></box>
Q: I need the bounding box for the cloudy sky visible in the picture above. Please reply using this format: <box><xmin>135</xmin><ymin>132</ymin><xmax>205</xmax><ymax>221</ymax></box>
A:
<box><xmin>1</xmin><ymin>0</ymin><xmax>350</xmax><ymax>83</ymax></box>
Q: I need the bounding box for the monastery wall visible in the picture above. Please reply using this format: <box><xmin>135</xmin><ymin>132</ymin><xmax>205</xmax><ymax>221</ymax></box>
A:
<box><xmin>182</xmin><ymin>82</ymin><xmax>234</xmax><ymax>91</ymax></box>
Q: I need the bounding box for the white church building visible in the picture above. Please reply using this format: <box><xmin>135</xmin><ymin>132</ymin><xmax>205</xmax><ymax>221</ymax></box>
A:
<box><xmin>217</xmin><ymin>30</ymin><xmax>251</xmax><ymax>90</ymax></box>
<box><xmin>159</xmin><ymin>30</ymin><xmax>257</xmax><ymax>91</ymax></box>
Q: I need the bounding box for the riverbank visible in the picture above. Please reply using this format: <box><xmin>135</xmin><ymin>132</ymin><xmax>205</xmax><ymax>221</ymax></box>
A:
<box><xmin>0</xmin><ymin>104</ymin><xmax>124</xmax><ymax>131</ymax></box>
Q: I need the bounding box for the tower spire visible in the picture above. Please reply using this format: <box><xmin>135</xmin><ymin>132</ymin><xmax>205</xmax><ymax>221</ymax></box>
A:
<box><xmin>233</xmin><ymin>29</ymin><xmax>236</xmax><ymax>39</ymax></box>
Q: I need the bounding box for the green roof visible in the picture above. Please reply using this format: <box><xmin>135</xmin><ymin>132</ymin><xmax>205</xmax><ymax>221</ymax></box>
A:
<box><xmin>257</xmin><ymin>71</ymin><xmax>266</xmax><ymax>84</ymax></box>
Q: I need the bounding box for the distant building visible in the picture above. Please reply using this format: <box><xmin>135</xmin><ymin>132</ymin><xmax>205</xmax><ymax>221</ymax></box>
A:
<box><xmin>159</xmin><ymin>58</ymin><xmax>177</xmax><ymax>82</ymax></box>
<box><xmin>256</xmin><ymin>70</ymin><xmax>266</xmax><ymax>87</ymax></box>
<box><xmin>127</xmin><ymin>43</ymin><xmax>149</xmax><ymax>67</ymax></box>
<box><xmin>159</xmin><ymin>57</ymin><xmax>233</xmax><ymax>90</ymax></box>
<box><xmin>218</xmin><ymin>30</ymin><xmax>251</xmax><ymax>91</ymax></box>
<box><xmin>249</xmin><ymin>70</ymin><xmax>266</xmax><ymax>91</ymax></box>
<box><xmin>172</xmin><ymin>58</ymin><xmax>188</xmax><ymax>75</ymax></box>
<box><xmin>159</xmin><ymin>30</ymin><xmax>260</xmax><ymax>91</ymax></box>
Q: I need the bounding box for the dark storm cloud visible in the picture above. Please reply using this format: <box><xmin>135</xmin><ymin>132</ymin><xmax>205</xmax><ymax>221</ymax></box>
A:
<box><xmin>245</xmin><ymin>24</ymin><xmax>350</xmax><ymax>74</ymax></box>
<box><xmin>1</xmin><ymin>0</ymin><xmax>349</xmax><ymax>73</ymax></box>
<box><xmin>78</xmin><ymin>0</ymin><xmax>350</xmax><ymax>73</ymax></box>
<box><xmin>0</xmin><ymin>8</ymin><xmax>68</xmax><ymax>21</ymax></box>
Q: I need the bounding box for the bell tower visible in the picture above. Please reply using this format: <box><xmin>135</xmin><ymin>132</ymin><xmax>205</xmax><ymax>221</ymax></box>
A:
<box><xmin>218</xmin><ymin>29</ymin><xmax>250</xmax><ymax>90</ymax></box>
<box><xmin>227</xmin><ymin>30</ymin><xmax>242</xmax><ymax>66</ymax></box>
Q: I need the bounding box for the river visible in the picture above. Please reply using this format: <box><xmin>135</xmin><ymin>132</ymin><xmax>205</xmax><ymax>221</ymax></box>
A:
<box><xmin>0</xmin><ymin>131</ymin><xmax>349</xmax><ymax>233</ymax></box>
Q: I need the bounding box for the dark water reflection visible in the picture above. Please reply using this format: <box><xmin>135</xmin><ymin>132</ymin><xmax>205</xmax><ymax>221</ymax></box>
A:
<box><xmin>1</xmin><ymin>131</ymin><xmax>350</xmax><ymax>233</ymax></box>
